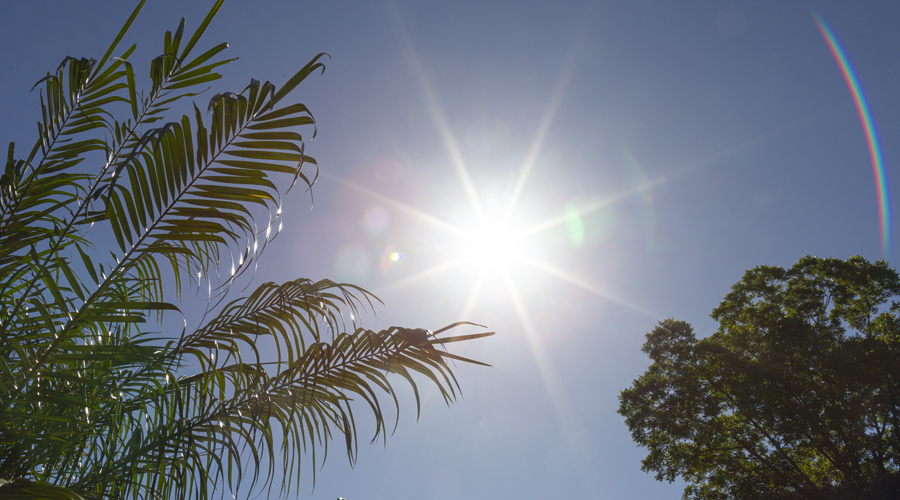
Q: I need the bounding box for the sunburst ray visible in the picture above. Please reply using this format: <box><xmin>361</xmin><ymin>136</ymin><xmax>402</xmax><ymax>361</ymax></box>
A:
<box><xmin>320</xmin><ymin>170</ymin><xmax>468</xmax><ymax>238</ymax></box>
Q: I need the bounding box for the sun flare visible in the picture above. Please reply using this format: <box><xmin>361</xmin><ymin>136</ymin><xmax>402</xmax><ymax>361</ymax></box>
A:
<box><xmin>464</xmin><ymin>222</ymin><xmax>519</xmax><ymax>269</ymax></box>
<box><xmin>323</xmin><ymin>8</ymin><xmax>643</xmax><ymax>323</ymax></box>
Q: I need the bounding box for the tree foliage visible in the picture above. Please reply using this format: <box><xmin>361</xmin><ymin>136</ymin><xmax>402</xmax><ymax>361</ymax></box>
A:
<box><xmin>619</xmin><ymin>256</ymin><xmax>900</xmax><ymax>500</ymax></box>
<box><xmin>0</xmin><ymin>2</ymin><xmax>493</xmax><ymax>499</ymax></box>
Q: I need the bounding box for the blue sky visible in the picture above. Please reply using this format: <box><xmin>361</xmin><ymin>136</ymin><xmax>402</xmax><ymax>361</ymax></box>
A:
<box><xmin>2</xmin><ymin>1</ymin><xmax>899</xmax><ymax>499</ymax></box>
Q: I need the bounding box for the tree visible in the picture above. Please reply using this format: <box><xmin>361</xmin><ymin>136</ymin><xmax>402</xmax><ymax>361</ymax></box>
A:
<box><xmin>619</xmin><ymin>256</ymin><xmax>900</xmax><ymax>500</ymax></box>
<box><xmin>0</xmin><ymin>1</ymin><xmax>493</xmax><ymax>498</ymax></box>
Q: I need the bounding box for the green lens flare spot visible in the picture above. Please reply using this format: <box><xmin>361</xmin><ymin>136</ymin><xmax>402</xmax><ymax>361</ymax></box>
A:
<box><xmin>564</xmin><ymin>204</ymin><xmax>585</xmax><ymax>249</ymax></box>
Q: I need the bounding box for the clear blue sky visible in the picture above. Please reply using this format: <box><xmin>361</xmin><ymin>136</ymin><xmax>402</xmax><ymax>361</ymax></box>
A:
<box><xmin>2</xmin><ymin>1</ymin><xmax>899</xmax><ymax>499</ymax></box>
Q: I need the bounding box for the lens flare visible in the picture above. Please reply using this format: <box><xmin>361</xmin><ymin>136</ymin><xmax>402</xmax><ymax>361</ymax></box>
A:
<box><xmin>564</xmin><ymin>204</ymin><xmax>585</xmax><ymax>248</ymax></box>
<box><xmin>813</xmin><ymin>10</ymin><xmax>890</xmax><ymax>257</ymax></box>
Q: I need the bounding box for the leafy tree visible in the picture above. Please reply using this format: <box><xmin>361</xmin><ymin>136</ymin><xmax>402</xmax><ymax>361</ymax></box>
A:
<box><xmin>619</xmin><ymin>256</ymin><xmax>900</xmax><ymax>500</ymax></box>
<box><xmin>0</xmin><ymin>1</ymin><xmax>493</xmax><ymax>498</ymax></box>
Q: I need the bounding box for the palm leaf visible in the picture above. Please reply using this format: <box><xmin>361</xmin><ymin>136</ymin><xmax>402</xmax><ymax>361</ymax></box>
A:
<box><xmin>0</xmin><ymin>2</ymin><xmax>494</xmax><ymax>500</ymax></box>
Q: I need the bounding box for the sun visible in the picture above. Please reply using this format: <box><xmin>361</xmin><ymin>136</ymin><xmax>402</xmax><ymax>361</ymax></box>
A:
<box><xmin>318</xmin><ymin>7</ymin><xmax>652</xmax><ymax>322</ymax></box>
<box><xmin>319</xmin><ymin>12</ymin><xmax>659</xmax><ymax>464</ymax></box>
<box><xmin>463</xmin><ymin>221</ymin><xmax>519</xmax><ymax>270</ymax></box>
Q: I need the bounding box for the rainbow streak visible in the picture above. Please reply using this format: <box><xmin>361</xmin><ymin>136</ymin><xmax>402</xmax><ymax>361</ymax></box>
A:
<box><xmin>813</xmin><ymin>10</ymin><xmax>890</xmax><ymax>257</ymax></box>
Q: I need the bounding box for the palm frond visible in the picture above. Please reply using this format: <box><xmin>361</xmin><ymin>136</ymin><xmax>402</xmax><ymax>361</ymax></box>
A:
<box><xmin>0</xmin><ymin>2</ymin><xmax>494</xmax><ymax>499</ymax></box>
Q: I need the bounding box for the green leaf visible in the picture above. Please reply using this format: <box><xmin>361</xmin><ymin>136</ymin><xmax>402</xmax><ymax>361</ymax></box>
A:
<box><xmin>76</xmin><ymin>245</ymin><xmax>99</xmax><ymax>285</ymax></box>
<box><xmin>92</xmin><ymin>0</ymin><xmax>145</xmax><ymax>80</ymax></box>
<box><xmin>178</xmin><ymin>42</ymin><xmax>230</xmax><ymax>74</ymax></box>
<box><xmin>271</xmin><ymin>53</ymin><xmax>329</xmax><ymax>105</ymax></box>
<box><xmin>177</xmin><ymin>0</ymin><xmax>224</xmax><ymax>65</ymax></box>
<box><xmin>246</xmin><ymin>116</ymin><xmax>315</xmax><ymax>131</ymax></box>
<box><xmin>167</xmin><ymin>72</ymin><xmax>222</xmax><ymax>90</ymax></box>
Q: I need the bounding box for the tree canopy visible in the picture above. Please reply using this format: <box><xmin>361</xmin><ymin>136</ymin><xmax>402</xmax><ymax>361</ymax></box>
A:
<box><xmin>0</xmin><ymin>1</ymin><xmax>492</xmax><ymax>499</ymax></box>
<box><xmin>619</xmin><ymin>256</ymin><xmax>900</xmax><ymax>500</ymax></box>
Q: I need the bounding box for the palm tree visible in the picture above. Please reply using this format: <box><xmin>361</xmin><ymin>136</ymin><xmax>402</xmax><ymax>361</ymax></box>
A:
<box><xmin>0</xmin><ymin>1</ymin><xmax>493</xmax><ymax>498</ymax></box>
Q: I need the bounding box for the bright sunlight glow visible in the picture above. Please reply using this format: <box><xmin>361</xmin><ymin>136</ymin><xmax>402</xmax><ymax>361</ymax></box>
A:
<box><xmin>323</xmin><ymin>8</ymin><xmax>656</xmax><ymax>478</ymax></box>
<box><xmin>465</xmin><ymin>222</ymin><xmax>518</xmax><ymax>269</ymax></box>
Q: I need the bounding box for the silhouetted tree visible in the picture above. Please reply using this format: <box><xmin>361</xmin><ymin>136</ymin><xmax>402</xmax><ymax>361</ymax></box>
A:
<box><xmin>620</xmin><ymin>256</ymin><xmax>900</xmax><ymax>500</ymax></box>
